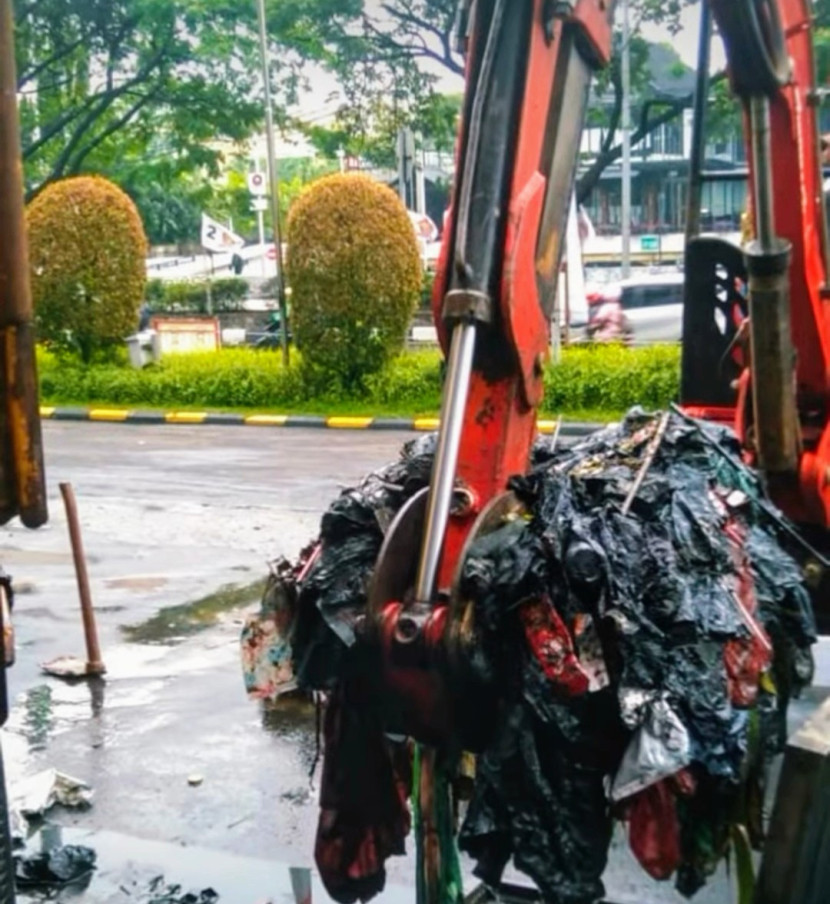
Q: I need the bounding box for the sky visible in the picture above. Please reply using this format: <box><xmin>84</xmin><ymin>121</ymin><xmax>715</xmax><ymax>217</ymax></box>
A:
<box><xmin>640</xmin><ymin>4</ymin><xmax>727</xmax><ymax>70</ymax></box>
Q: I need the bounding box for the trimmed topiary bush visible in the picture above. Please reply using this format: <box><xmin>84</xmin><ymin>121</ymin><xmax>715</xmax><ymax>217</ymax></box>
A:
<box><xmin>286</xmin><ymin>173</ymin><xmax>421</xmax><ymax>388</ymax></box>
<box><xmin>27</xmin><ymin>176</ymin><xmax>148</xmax><ymax>362</ymax></box>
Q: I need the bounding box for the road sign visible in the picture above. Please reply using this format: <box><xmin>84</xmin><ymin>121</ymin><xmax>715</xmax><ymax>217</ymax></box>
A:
<box><xmin>247</xmin><ymin>172</ymin><xmax>267</xmax><ymax>196</ymax></box>
<box><xmin>251</xmin><ymin>197</ymin><xmax>268</xmax><ymax>213</ymax></box>
<box><xmin>200</xmin><ymin>213</ymin><xmax>244</xmax><ymax>253</ymax></box>
<box><xmin>640</xmin><ymin>234</ymin><xmax>660</xmax><ymax>253</ymax></box>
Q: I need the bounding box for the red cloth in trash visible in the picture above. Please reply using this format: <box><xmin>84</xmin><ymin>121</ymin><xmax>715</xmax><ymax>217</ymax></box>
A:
<box><xmin>626</xmin><ymin>779</ymin><xmax>682</xmax><ymax>881</ymax></box>
<box><xmin>315</xmin><ymin>681</ymin><xmax>411</xmax><ymax>904</ymax></box>
<box><xmin>519</xmin><ymin>596</ymin><xmax>590</xmax><ymax>696</ymax></box>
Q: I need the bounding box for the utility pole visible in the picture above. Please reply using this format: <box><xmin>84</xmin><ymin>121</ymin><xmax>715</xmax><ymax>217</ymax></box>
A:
<box><xmin>256</xmin><ymin>0</ymin><xmax>289</xmax><ymax>366</ymax></box>
<box><xmin>621</xmin><ymin>0</ymin><xmax>632</xmax><ymax>279</ymax></box>
<box><xmin>685</xmin><ymin>3</ymin><xmax>712</xmax><ymax>245</ymax></box>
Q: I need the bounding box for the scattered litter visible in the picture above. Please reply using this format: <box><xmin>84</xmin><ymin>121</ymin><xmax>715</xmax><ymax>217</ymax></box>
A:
<box><xmin>144</xmin><ymin>877</ymin><xmax>219</xmax><ymax>904</ymax></box>
<box><xmin>40</xmin><ymin>655</ymin><xmax>96</xmax><ymax>679</ymax></box>
<box><xmin>241</xmin><ymin>559</ymin><xmax>303</xmax><ymax>701</ymax></box>
<box><xmin>250</xmin><ymin>410</ymin><xmax>816</xmax><ymax>903</ymax></box>
<box><xmin>13</xmin><ymin>768</ymin><xmax>93</xmax><ymax>819</ymax></box>
<box><xmin>187</xmin><ymin>774</ymin><xmax>204</xmax><ymax>787</ymax></box>
<box><xmin>14</xmin><ymin>843</ymin><xmax>96</xmax><ymax>888</ymax></box>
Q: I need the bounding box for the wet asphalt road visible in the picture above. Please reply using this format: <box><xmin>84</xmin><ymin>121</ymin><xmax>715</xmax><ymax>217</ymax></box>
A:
<box><xmin>1</xmin><ymin>421</ymin><xmax>828</xmax><ymax>904</ymax></box>
<box><xmin>3</xmin><ymin>422</ymin><xmax>417</xmax><ymax>900</ymax></box>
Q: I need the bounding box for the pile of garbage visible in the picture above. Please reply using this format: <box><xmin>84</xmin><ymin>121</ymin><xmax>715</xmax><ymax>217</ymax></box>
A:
<box><xmin>242</xmin><ymin>409</ymin><xmax>816</xmax><ymax>904</ymax></box>
<box><xmin>14</xmin><ymin>844</ymin><xmax>96</xmax><ymax>890</ymax></box>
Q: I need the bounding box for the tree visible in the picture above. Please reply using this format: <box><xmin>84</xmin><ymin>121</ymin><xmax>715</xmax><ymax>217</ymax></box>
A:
<box><xmin>12</xmin><ymin>0</ymin><xmax>370</xmax><ymax>244</ymax></box>
<box><xmin>303</xmin><ymin>0</ymin><xmax>705</xmax><ymax>200</ymax></box>
<box><xmin>13</xmin><ymin>1</ymin><xmax>269</xmax><ymax>198</ymax></box>
<box><xmin>27</xmin><ymin>176</ymin><xmax>148</xmax><ymax>362</ymax></box>
<box><xmin>300</xmin><ymin>89</ymin><xmax>460</xmax><ymax>170</ymax></box>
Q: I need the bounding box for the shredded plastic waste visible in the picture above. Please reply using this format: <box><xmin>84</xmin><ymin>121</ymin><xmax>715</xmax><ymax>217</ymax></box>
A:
<box><xmin>14</xmin><ymin>843</ymin><xmax>96</xmax><ymax>888</ymax></box>
<box><xmin>143</xmin><ymin>878</ymin><xmax>219</xmax><ymax>904</ymax></box>
<box><xmin>243</xmin><ymin>410</ymin><xmax>816</xmax><ymax>903</ymax></box>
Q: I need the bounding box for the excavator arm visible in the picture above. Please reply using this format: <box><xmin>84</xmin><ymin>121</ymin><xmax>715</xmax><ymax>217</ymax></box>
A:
<box><xmin>366</xmin><ymin>0</ymin><xmax>615</xmax><ymax>749</ymax></box>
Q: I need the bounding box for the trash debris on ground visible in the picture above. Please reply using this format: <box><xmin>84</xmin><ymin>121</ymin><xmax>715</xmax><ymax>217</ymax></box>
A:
<box><xmin>40</xmin><ymin>655</ymin><xmax>96</xmax><ymax>679</ymax></box>
<box><xmin>241</xmin><ymin>558</ymin><xmax>304</xmax><ymax>701</ymax></box>
<box><xmin>13</xmin><ymin>768</ymin><xmax>94</xmax><ymax>818</ymax></box>
<box><xmin>187</xmin><ymin>774</ymin><xmax>204</xmax><ymax>787</ymax></box>
<box><xmin>143</xmin><ymin>877</ymin><xmax>219</xmax><ymax>904</ymax></box>
<box><xmin>246</xmin><ymin>410</ymin><xmax>816</xmax><ymax>903</ymax></box>
<box><xmin>242</xmin><ymin>434</ymin><xmax>437</xmax><ymax>701</ymax></box>
<box><xmin>14</xmin><ymin>843</ymin><xmax>96</xmax><ymax>888</ymax></box>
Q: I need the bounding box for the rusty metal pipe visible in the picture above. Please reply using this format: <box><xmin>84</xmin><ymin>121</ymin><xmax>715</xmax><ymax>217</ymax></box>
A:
<box><xmin>59</xmin><ymin>483</ymin><xmax>105</xmax><ymax>675</ymax></box>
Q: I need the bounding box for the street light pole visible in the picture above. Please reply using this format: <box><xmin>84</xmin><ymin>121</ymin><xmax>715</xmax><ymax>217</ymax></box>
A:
<box><xmin>621</xmin><ymin>0</ymin><xmax>632</xmax><ymax>279</ymax></box>
<box><xmin>256</xmin><ymin>0</ymin><xmax>289</xmax><ymax>366</ymax></box>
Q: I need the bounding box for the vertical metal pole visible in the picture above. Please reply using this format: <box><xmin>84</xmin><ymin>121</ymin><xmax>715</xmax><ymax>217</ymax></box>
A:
<box><xmin>685</xmin><ymin>2</ymin><xmax>712</xmax><ymax>244</ymax></box>
<box><xmin>746</xmin><ymin>93</ymin><xmax>799</xmax><ymax>476</ymax></box>
<box><xmin>414</xmin><ymin>322</ymin><xmax>476</xmax><ymax>603</ymax></box>
<box><xmin>59</xmin><ymin>483</ymin><xmax>105</xmax><ymax>676</ymax></box>
<box><xmin>621</xmin><ymin>0</ymin><xmax>632</xmax><ymax>278</ymax></box>
<box><xmin>750</xmin><ymin>96</ymin><xmax>776</xmax><ymax>251</ymax></box>
<box><xmin>206</xmin><ymin>252</ymin><xmax>214</xmax><ymax>316</ymax></box>
<box><xmin>257</xmin><ymin>208</ymin><xmax>266</xmax><ymax>277</ymax></box>
<box><xmin>0</xmin><ymin>0</ymin><xmax>47</xmax><ymax>530</ymax></box>
<box><xmin>256</xmin><ymin>0</ymin><xmax>290</xmax><ymax>366</ymax></box>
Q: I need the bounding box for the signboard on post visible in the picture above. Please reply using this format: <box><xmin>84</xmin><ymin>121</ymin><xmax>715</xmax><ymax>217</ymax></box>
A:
<box><xmin>247</xmin><ymin>171</ymin><xmax>267</xmax><ymax>196</ymax></box>
<box><xmin>200</xmin><ymin>213</ymin><xmax>244</xmax><ymax>254</ymax></box>
<box><xmin>150</xmin><ymin>317</ymin><xmax>221</xmax><ymax>355</ymax></box>
<box><xmin>640</xmin><ymin>234</ymin><xmax>661</xmax><ymax>253</ymax></box>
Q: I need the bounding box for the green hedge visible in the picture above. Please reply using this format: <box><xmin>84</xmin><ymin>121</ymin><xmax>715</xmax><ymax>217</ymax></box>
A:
<box><xmin>37</xmin><ymin>343</ymin><xmax>681</xmax><ymax>418</ymax></box>
<box><xmin>144</xmin><ymin>277</ymin><xmax>249</xmax><ymax>314</ymax></box>
<box><xmin>543</xmin><ymin>343</ymin><xmax>681</xmax><ymax>413</ymax></box>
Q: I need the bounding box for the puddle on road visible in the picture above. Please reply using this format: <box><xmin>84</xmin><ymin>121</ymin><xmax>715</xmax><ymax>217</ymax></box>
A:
<box><xmin>121</xmin><ymin>580</ymin><xmax>266</xmax><ymax>645</ymax></box>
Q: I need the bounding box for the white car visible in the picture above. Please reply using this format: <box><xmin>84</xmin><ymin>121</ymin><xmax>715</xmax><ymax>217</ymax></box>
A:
<box><xmin>588</xmin><ymin>272</ymin><xmax>684</xmax><ymax>344</ymax></box>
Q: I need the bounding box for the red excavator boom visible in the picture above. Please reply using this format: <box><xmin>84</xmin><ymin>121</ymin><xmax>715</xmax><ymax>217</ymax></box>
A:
<box><xmin>366</xmin><ymin>0</ymin><xmax>615</xmax><ymax>748</ymax></box>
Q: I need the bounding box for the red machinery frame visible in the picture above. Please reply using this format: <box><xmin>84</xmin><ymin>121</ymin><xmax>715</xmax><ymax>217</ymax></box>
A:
<box><xmin>692</xmin><ymin>1</ymin><xmax>830</xmax><ymax>529</ymax></box>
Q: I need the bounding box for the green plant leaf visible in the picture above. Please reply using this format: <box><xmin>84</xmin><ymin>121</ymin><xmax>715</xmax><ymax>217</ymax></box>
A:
<box><xmin>731</xmin><ymin>823</ymin><xmax>756</xmax><ymax>904</ymax></box>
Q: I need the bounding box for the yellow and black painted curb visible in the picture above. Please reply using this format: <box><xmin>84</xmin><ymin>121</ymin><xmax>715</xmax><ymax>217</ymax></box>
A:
<box><xmin>39</xmin><ymin>406</ymin><xmax>604</xmax><ymax>437</ymax></box>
